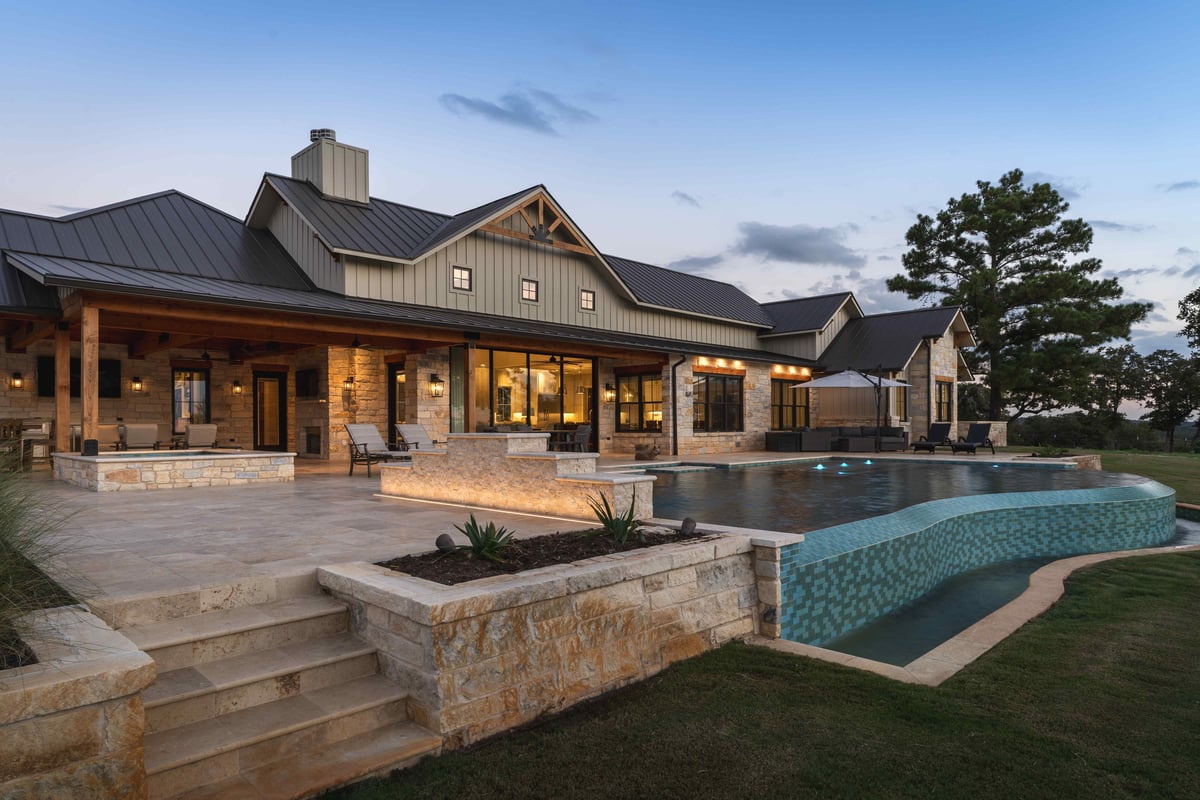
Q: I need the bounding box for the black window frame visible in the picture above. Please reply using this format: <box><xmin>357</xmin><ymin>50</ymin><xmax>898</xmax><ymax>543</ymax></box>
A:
<box><xmin>580</xmin><ymin>288</ymin><xmax>596</xmax><ymax>311</ymax></box>
<box><xmin>521</xmin><ymin>277</ymin><xmax>539</xmax><ymax>303</ymax></box>
<box><xmin>615</xmin><ymin>373</ymin><xmax>663</xmax><ymax>432</ymax></box>
<box><xmin>935</xmin><ymin>380</ymin><xmax>953</xmax><ymax>422</ymax></box>
<box><xmin>693</xmin><ymin>373</ymin><xmax>744</xmax><ymax>433</ymax></box>
<box><xmin>452</xmin><ymin>265</ymin><xmax>473</xmax><ymax>292</ymax></box>
<box><xmin>172</xmin><ymin>367</ymin><xmax>212</xmax><ymax>434</ymax></box>
<box><xmin>770</xmin><ymin>380</ymin><xmax>809</xmax><ymax>430</ymax></box>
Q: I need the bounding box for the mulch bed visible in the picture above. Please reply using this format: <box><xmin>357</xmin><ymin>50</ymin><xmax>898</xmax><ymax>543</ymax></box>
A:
<box><xmin>377</xmin><ymin>527</ymin><xmax>712</xmax><ymax>586</ymax></box>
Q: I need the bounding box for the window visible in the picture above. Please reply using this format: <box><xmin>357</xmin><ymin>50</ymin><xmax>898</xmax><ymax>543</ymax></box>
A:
<box><xmin>935</xmin><ymin>381</ymin><xmax>953</xmax><ymax>422</ymax></box>
<box><xmin>580</xmin><ymin>289</ymin><xmax>596</xmax><ymax>311</ymax></box>
<box><xmin>36</xmin><ymin>356</ymin><xmax>122</xmax><ymax>398</ymax></box>
<box><xmin>616</xmin><ymin>374</ymin><xmax>663</xmax><ymax>432</ymax></box>
<box><xmin>770</xmin><ymin>380</ymin><xmax>809</xmax><ymax>429</ymax></box>
<box><xmin>452</xmin><ymin>265</ymin><xmax>472</xmax><ymax>291</ymax></box>
<box><xmin>173</xmin><ymin>368</ymin><xmax>211</xmax><ymax>434</ymax></box>
<box><xmin>693</xmin><ymin>374</ymin><xmax>743</xmax><ymax>432</ymax></box>
<box><xmin>895</xmin><ymin>385</ymin><xmax>908</xmax><ymax>421</ymax></box>
<box><xmin>521</xmin><ymin>278</ymin><xmax>539</xmax><ymax>302</ymax></box>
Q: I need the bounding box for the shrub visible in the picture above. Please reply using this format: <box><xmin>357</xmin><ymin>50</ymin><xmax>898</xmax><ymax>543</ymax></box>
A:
<box><xmin>453</xmin><ymin>514</ymin><xmax>514</xmax><ymax>563</ymax></box>
<box><xmin>1030</xmin><ymin>446</ymin><xmax>1073</xmax><ymax>458</ymax></box>
<box><xmin>586</xmin><ymin>494</ymin><xmax>643</xmax><ymax>545</ymax></box>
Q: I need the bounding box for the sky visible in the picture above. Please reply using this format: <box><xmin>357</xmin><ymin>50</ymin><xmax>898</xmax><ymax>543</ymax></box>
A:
<box><xmin>0</xmin><ymin>0</ymin><xmax>1195</xmax><ymax>358</ymax></box>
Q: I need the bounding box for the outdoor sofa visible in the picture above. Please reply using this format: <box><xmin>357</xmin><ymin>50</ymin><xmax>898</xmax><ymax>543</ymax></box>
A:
<box><xmin>764</xmin><ymin>429</ymin><xmax>833</xmax><ymax>452</ymax></box>
<box><xmin>814</xmin><ymin>426</ymin><xmax>908</xmax><ymax>452</ymax></box>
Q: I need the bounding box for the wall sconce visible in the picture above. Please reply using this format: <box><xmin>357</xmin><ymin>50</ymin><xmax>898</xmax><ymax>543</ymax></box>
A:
<box><xmin>231</xmin><ymin>380</ymin><xmax>243</xmax><ymax>395</ymax></box>
<box><xmin>603</xmin><ymin>383</ymin><xmax>616</xmax><ymax>403</ymax></box>
<box><xmin>9</xmin><ymin>372</ymin><xmax>24</xmax><ymax>390</ymax></box>
<box><xmin>428</xmin><ymin>374</ymin><xmax>445</xmax><ymax>398</ymax></box>
<box><xmin>130</xmin><ymin>376</ymin><xmax>144</xmax><ymax>393</ymax></box>
<box><xmin>343</xmin><ymin>376</ymin><xmax>356</xmax><ymax>391</ymax></box>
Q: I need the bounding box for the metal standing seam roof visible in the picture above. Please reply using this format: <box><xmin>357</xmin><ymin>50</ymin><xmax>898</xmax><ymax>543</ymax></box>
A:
<box><xmin>603</xmin><ymin>254</ymin><xmax>775</xmax><ymax>327</ymax></box>
<box><xmin>817</xmin><ymin>306</ymin><xmax>965</xmax><ymax>372</ymax></box>
<box><xmin>5</xmin><ymin>252</ymin><xmax>814</xmax><ymax>366</ymax></box>
<box><xmin>760</xmin><ymin>292</ymin><xmax>856</xmax><ymax>335</ymax></box>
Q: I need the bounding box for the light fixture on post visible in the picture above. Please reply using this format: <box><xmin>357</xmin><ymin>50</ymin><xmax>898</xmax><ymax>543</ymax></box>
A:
<box><xmin>603</xmin><ymin>383</ymin><xmax>616</xmax><ymax>403</ymax></box>
<box><xmin>428</xmin><ymin>374</ymin><xmax>445</xmax><ymax>398</ymax></box>
<box><xmin>130</xmin><ymin>376</ymin><xmax>144</xmax><ymax>393</ymax></box>
<box><xmin>231</xmin><ymin>380</ymin><xmax>243</xmax><ymax>395</ymax></box>
<box><xmin>9</xmin><ymin>372</ymin><xmax>24</xmax><ymax>390</ymax></box>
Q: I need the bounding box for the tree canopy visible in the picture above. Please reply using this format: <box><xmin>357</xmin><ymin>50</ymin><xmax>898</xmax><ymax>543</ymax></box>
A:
<box><xmin>888</xmin><ymin>169</ymin><xmax>1152</xmax><ymax>420</ymax></box>
<box><xmin>1141</xmin><ymin>349</ymin><xmax>1200</xmax><ymax>452</ymax></box>
<box><xmin>1180</xmin><ymin>286</ymin><xmax>1200</xmax><ymax>354</ymax></box>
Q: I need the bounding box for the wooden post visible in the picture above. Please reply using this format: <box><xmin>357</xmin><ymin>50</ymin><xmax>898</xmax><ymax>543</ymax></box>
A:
<box><xmin>80</xmin><ymin>303</ymin><xmax>99</xmax><ymax>443</ymax></box>
<box><xmin>54</xmin><ymin>324</ymin><xmax>71</xmax><ymax>452</ymax></box>
<box><xmin>463</xmin><ymin>342</ymin><xmax>476</xmax><ymax>434</ymax></box>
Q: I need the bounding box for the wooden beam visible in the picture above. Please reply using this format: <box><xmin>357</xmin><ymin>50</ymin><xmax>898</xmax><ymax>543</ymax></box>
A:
<box><xmin>54</xmin><ymin>325</ymin><xmax>71</xmax><ymax>452</ymax></box>
<box><xmin>518</xmin><ymin>207</ymin><xmax>535</xmax><ymax>231</ymax></box>
<box><xmin>59</xmin><ymin>292</ymin><xmax>83</xmax><ymax>321</ymax></box>
<box><xmin>101</xmin><ymin>313</ymin><xmax>434</xmax><ymax>351</ymax></box>
<box><xmin>479</xmin><ymin>223</ymin><xmax>594</xmax><ymax>256</ymax></box>
<box><xmin>6</xmin><ymin>320</ymin><xmax>57</xmax><ymax>353</ymax></box>
<box><xmin>548</xmin><ymin>216</ymin><xmax>564</xmax><ymax>233</ymax></box>
<box><xmin>128</xmin><ymin>332</ymin><xmax>209</xmax><ymax>359</ymax></box>
<box><xmin>80</xmin><ymin>304</ymin><xmax>99</xmax><ymax>444</ymax></box>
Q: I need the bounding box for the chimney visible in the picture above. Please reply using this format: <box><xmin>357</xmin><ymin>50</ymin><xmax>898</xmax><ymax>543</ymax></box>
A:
<box><xmin>290</xmin><ymin>128</ymin><xmax>369</xmax><ymax>204</ymax></box>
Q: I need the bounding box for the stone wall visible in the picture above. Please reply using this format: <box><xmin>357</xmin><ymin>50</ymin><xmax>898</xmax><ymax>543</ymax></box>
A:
<box><xmin>54</xmin><ymin>452</ymin><xmax>295</xmax><ymax>491</ymax></box>
<box><xmin>0</xmin><ymin>607</ymin><xmax>155</xmax><ymax>799</ymax></box>
<box><xmin>957</xmin><ymin>420</ymin><xmax>1008</xmax><ymax>447</ymax></box>
<box><xmin>319</xmin><ymin>532</ymin><xmax>759</xmax><ymax>746</ymax></box>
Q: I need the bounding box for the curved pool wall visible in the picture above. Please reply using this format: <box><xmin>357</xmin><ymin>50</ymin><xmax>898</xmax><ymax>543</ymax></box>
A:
<box><xmin>778</xmin><ymin>480</ymin><xmax>1177</xmax><ymax>646</ymax></box>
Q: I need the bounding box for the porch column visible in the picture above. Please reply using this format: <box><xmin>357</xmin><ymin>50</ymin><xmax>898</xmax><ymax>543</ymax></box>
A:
<box><xmin>54</xmin><ymin>323</ymin><xmax>71</xmax><ymax>452</ymax></box>
<box><xmin>463</xmin><ymin>342</ymin><xmax>476</xmax><ymax>433</ymax></box>
<box><xmin>80</xmin><ymin>302</ymin><xmax>99</xmax><ymax>443</ymax></box>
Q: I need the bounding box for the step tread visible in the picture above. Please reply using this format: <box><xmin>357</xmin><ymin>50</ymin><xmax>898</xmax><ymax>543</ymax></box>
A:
<box><xmin>168</xmin><ymin>722</ymin><xmax>442</xmax><ymax>800</ymax></box>
<box><xmin>123</xmin><ymin>595</ymin><xmax>346</xmax><ymax>651</ymax></box>
<box><xmin>144</xmin><ymin>632</ymin><xmax>375</xmax><ymax>708</ymax></box>
<box><xmin>144</xmin><ymin>674</ymin><xmax>406</xmax><ymax>775</ymax></box>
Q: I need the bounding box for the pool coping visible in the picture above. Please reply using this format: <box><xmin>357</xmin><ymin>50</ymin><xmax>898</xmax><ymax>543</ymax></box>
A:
<box><xmin>749</xmin><ymin>535</ymin><xmax>1200</xmax><ymax>686</ymax></box>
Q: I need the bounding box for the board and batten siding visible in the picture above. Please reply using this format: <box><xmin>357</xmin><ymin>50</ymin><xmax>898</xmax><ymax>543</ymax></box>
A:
<box><xmin>760</xmin><ymin>333</ymin><xmax>818</xmax><ymax>360</ymax></box>
<box><xmin>342</xmin><ymin>230</ymin><xmax>766</xmax><ymax>350</ymax></box>
<box><xmin>268</xmin><ymin>203</ymin><xmax>343</xmax><ymax>293</ymax></box>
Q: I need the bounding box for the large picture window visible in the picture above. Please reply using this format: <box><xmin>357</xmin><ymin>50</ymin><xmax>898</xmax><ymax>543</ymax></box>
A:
<box><xmin>173</xmin><ymin>368</ymin><xmax>211</xmax><ymax>434</ymax></box>
<box><xmin>770</xmin><ymin>380</ymin><xmax>809</xmax><ymax>429</ymax></box>
<box><xmin>693</xmin><ymin>374</ymin><xmax>743</xmax><ymax>432</ymax></box>
<box><xmin>935</xmin><ymin>380</ymin><xmax>953</xmax><ymax>422</ymax></box>
<box><xmin>616</xmin><ymin>374</ymin><xmax>662</xmax><ymax>432</ymax></box>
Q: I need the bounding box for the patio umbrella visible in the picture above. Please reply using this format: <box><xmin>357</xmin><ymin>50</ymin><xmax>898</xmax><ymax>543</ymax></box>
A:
<box><xmin>792</xmin><ymin>370</ymin><xmax>910</xmax><ymax>451</ymax></box>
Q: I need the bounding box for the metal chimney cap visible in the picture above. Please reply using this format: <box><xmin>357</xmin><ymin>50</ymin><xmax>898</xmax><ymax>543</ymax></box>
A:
<box><xmin>310</xmin><ymin>128</ymin><xmax>337</xmax><ymax>143</ymax></box>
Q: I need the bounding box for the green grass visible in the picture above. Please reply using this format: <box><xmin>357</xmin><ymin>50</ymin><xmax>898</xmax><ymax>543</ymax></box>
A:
<box><xmin>328</xmin><ymin>552</ymin><xmax>1200</xmax><ymax>800</ymax></box>
<box><xmin>1089</xmin><ymin>451</ymin><xmax>1200</xmax><ymax>505</ymax></box>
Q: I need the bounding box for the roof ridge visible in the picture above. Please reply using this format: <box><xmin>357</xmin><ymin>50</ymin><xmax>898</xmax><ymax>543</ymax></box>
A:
<box><xmin>759</xmin><ymin>291</ymin><xmax>852</xmax><ymax>307</ymax></box>
<box><xmin>263</xmin><ymin>172</ymin><xmax>454</xmax><ymax>220</ymax></box>
<box><xmin>448</xmin><ymin>184</ymin><xmax>543</xmax><ymax>220</ymax></box>
<box><xmin>604</xmin><ymin>253</ymin><xmax>755</xmax><ymax>294</ymax></box>
<box><xmin>0</xmin><ymin>189</ymin><xmax>240</xmax><ymax>224</ymax></box>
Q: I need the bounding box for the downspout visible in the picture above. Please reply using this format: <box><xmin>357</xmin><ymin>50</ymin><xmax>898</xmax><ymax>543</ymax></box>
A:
<box><xmin>670</xmin><ymin>354</ymin><xmax>687</xmax><ymax>456</ymax></box>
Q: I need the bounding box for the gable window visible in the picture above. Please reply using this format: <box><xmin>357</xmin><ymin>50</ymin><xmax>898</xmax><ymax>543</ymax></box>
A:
<box><xmin>770</xmin><ymin>380</ymin><xmax>809</xmax><ymax>429</ymax></box>
<box><xmin>616</xmin><ymin>374</ymin><xmax>662</xmax><ymax>432</ymax></box>
<box><xmin>935</xmin><ymin>380</ymin><xmax>953</xmax><ymax>422</ymax></box>
<box><xmin>521</xmin><ymin>278</ymin><xmax>539</xmax><ymax>302</ymax></box>
<box><xmin>693</xmin><ymin>374</ymin><xmax>743</xmax><ymax>432</ymax></box>
<box><xmin>580</xmin><ymin>289</ymin><xmax>596</xmax><ymax>311</ymax></box>
<box><xmin>452</xmin><ymin>266</ymin><xmax>473</xmax><ymax>292</ymax></box>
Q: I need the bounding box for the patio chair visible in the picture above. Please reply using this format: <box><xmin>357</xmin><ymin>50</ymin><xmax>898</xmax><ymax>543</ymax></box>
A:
<box><xmin>185</xmin><ymin>423</ymin><xmax>218</xmax><ymax>449</ymax></box>
<box><xmin>98</xmin><ymin>423</ymin><xmax>122</xmax><ymax>451</ymax></box>
<box><xmin>950</xmin><ymin>423</ymin><xmax>996</xmax><ymax>456</ymax></box>
<box><xmin>346</xmin><ymin>423</ymin><xmax>409</xmax><ymax>476</ymax></box>
<box><xmin>395</xmin><ymin>423</ymin><xmax>445</xmax><ymax>451</ymax></box>
<box><xmin>566</xmin><ymin>424</ymin><xmax>593</xmax><ymax>452</ymax></box>
<box><xmin>122</xmin><ymin>423</ymin><xmax>159</xmax><ymax>450</ymax></box>
<box><xmin>911</xmin><ymin>422</ymin><xmax>952</xmax><ymax>454</ymax></box>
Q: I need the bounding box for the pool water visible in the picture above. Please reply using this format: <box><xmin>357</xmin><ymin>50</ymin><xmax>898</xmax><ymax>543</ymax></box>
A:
<box><xmin>651</xmin><ymin>459</ymin><xmax>1142</xmax><ymax>533</ymax></box>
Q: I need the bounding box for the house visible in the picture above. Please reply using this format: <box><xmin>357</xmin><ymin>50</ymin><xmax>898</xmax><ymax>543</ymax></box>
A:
<box><xmin>0</xmin><ymin>130</ymin><xmax>974</xmax><ymax>461</ymax></box>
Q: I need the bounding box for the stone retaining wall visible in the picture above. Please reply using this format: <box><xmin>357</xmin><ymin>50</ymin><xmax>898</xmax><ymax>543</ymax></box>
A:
<box><xmin>53</xmin><ymin>451</ymin><xmax>295</xmax><ymax>491</ymax></box>
<box><xmin>319</xmin><ymin>532</ymin><xmax>763</xmax><ymax>746</ymax></box>
<box><xmin>0</xmin><ymin>607</ymin><xmax>155</xmax><ymax>798</ymax></box>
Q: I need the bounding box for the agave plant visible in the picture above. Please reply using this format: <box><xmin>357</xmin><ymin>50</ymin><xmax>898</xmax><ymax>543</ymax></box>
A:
<box><xmin>586</xmin><ymin>494</ymin><xmax>643</xmax><ymax>545</ymax></box>
<box><xmin>453</xmin><ymin>514</ymin><xmax>515</xmax><ymax>563</ymax></box>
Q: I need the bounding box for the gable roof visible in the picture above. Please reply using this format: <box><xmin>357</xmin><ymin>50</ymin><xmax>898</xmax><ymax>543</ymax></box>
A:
<box><xmin>0</xmin><ymin>191</ymin><xmax>309</xmax><ymax>291</ymax></box>
<box><xmin>818</xmin><ymin>306</ymin><xmax>970</xmax><ymax>372</ymax></box>
<box><xmin>760</xmin><ymin>292</ymin><xmax>861</xmax><ymax>336</ymax></box>
<box><xmin>603</xmin><ymin>255</ymin><xmax>775</xmax><ymax>327</ymax></box>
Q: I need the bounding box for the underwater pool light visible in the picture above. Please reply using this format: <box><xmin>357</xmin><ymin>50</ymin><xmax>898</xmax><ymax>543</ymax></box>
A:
<box><xmin>814</xmin><ymin>463</ymin><xmax>826</xmax><ymax>470</ymax></box>
<box><xmin>839</xmin><ymin>462</ymin><xmax>849</xmax><ymax>467</ymax></box>
<box><xmin>992</xmin><ymin>464</ymin><xmax>1000</xmax><ymax>468</ymax></box>
<box><xmin>864</xmin><ymin>459</ymin><xmax>873</xmax><ymax>465</ymax></box>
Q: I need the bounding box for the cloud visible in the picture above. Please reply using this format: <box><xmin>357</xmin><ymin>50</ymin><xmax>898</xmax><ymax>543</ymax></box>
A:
<box><xmin>666</xmin><ymin>254</ymin><xmax>723</xmax><ymax>273</ymax></box>
<box><xmin>1186</xmin><ymin>264</ymin><xmax>1200</xmax><ymax>279</ymax></box>
<box><xmin>1128</xmin><ymin>328</ymin><xmax>1187</xmax><ymax>356</ymax></box>
<box><xmin>1112</xmin><ymin>267</ymin><xmax>1159</xmax><ymax>279</ymax></box>
<box><xmin>670</xmin><ymin>190</ymin><xmax>701</xmax><ymax>209</ymax></box>
<box><xmin>876</xmin><ymin>255</ymin><xmax>894</xmax><ymax>261</ymax></box>
<box><xmin>732</xmin><ymin>222</ymin><xmax>865</xmax><ymax>268</ymax></box>
<box><xmin>1160</xmin><ymin>179</ymin><xmax>1200</xmax><ymax>193</ymax></box>
<box><xmin>1088</xmin><ymin>219</ymin><xmax>1152</xmax><ymax>232</ymax></box>
<box><xmin>1177</xmin><ymin>247</ymin><xmax>1198</xmax><ymax>257</ymax></box>
<box><xmin>1025</xmin><ymin>171</ymin><xmax>1086</xmax><ymax>201</ymax></box>
<box><xmin>439</xmin><ymin>87</ymin><xmax>597</xmax><ymax>135</ymax></box>
<box><xmin>800</xmin><ymin>273</ymin><xmax>912</xmax><ymax>314</ymax></box>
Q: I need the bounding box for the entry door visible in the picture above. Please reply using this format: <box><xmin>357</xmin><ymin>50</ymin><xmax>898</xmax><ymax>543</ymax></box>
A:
<box><xmin>253</xmin><ymin>371</ymin><xmax>288</xmax><ymax>451</ymax></box>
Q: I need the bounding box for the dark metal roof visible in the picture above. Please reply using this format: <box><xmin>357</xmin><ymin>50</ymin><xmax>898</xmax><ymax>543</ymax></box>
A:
<box><xmin>818</xmin><ymin>306</ymin><xmax>964</xmax><ymax>372</ymax></box>
<box><xmin>603</xmin><ymin>254</ymin><xmax>774</xmax><ymax>327</ymax></box>
<box><xmin>761</xmin><ymin>292</ymin><xmax>854</xmax><ymax>335</ymax></box>
<box><xmin>0</xmin><ymin>191</ymin><xmax>309</xmax><ymax>290</ymax></box>
<box><xmin>6</xmin><ymin>253</ymin><xmax>813</xmax><ymax>365</ymax></box>
<box><xmin>411</xmin><ymin>185</ymin><xmax>542</xmax><ymax>255</ymax></box>
<box><xmin>0</xmin><ymin>253</ymin><xmax>59</xmax><ymax>315</ymax></box>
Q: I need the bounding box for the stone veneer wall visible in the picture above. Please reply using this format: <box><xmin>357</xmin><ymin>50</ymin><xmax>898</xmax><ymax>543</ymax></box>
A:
<box><xmin>53</xmin><ymin>452</ymin><xmax>295</xmax><ymax>491</ymax></box>
<box><xmin>906</xmin><ymin>335</ymin><xmax>959</xmax><ymax>439</ymax></box>
<box><xmin>379</xmin><ymin>434</ymin><xmax>654</xmax><ymax>519</ymax></box>
<box><xmin>956</xmin><ymin>420</ymin><xmax>1008</xmax><ymax>447</ymax></box>
<box><xmin>777</xmin><ymin>480</ymin><xmax>1177</xmax><ymax>646</ymax></box>
<box><xmin>0</xmin><ymin>607</ymin><xmax>155</xmax><ymax>799</ymax></box>
<box><xmin>319</xmin><ymin>533</ymin><xmax>761</xmax><ymax>746</ymax></box>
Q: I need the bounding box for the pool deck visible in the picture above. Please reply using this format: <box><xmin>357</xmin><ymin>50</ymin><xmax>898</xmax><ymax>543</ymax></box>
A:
<box><xmin>31</xmin><ymin>449</ymin><xmax>1079</xmax><ymax>610</ymax></box>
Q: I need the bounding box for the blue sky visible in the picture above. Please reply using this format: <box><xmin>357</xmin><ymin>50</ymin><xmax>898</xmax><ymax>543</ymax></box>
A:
<box><xmin>0</xmin><ymin>0</ymin><xmax>1195</xmax><ymax>355</ymax></box>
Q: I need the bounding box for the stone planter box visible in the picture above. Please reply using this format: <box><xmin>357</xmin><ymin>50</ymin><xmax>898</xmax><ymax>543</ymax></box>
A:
<box><xmin>53</xmin><ymin>450</ymin><xmax>296</xmax><ymax>491</ymax></box>
<box><xmin>0</xmin><ymin>607</ymin><xmax>155</xmax><ymax>798</ymax></box>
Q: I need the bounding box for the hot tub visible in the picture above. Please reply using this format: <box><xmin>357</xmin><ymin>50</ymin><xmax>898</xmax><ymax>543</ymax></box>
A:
<box><xmin>52</xmin><ymin>449</ymin><xmax>295</xmax><ymax>491</ymax></box>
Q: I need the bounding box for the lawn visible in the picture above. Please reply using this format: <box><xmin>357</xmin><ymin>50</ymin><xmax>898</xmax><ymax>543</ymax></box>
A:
<box><xmin>1090</xmin><ymin>451</ymin><xmax>1200</xmax><ymax>505</ymax></box>
<box><xmin>328</xmin><ymin>552</ymin><xmax>1200</xmax><ymax>800</ymax></box>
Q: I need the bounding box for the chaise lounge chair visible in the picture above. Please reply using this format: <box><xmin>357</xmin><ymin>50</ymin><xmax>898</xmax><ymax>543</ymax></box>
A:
<box><xmin>950</xmin><ymin>423</ymin><xmax>996</xmax><ymax>456</ymax></box>
<box><xmin>186</xmin><ymin>423</ymin><xmax>219</xmax><ymax>449</ymax></box>
<box><xmin>346</xmin><ymin>423</ymin><xmax>409</xmax><ymax>476</ymax></box>
<box><xmin>394</xmin><ymin>423</ymin><xmax>445</xmax><ymax>452</ymax></box>
<box><xmin>911</xmin><ymin>422</ymin><xmax>952</xmax><ymax>454</ymax></box>
<box><xmin>122</xmin><ymin>423</ymin><xmax>159</xmax><ymax>450</ymax></box>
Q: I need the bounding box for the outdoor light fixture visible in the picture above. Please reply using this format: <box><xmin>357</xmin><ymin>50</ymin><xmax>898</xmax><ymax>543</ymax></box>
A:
<box><xmin>428</xmin><ymin>374</ymin><xmax>445</xmax><ymax>398</ymax></box>
<box><xmin>8</xmin><ymin>372</ymin><xmax>24</xmax><ymax>390</ymax></box>
<box><xmin>603</xmin><ymin>383</ymin><xmax>616</xmax><ymax>403</ymax></box>
<box><xmin>343</xmin><ymin>376</ymin><xmax>355</xmax><ymax>391</ymax></box>
<box><xmin>231</xmin><ymin>380</ymin><xmax>243</xmax><ymax>395</ymax></box>
<box><xmin>130</xmin><ymin>376</ymin><xmax>144</xmax><ymax>393</ymax></box>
